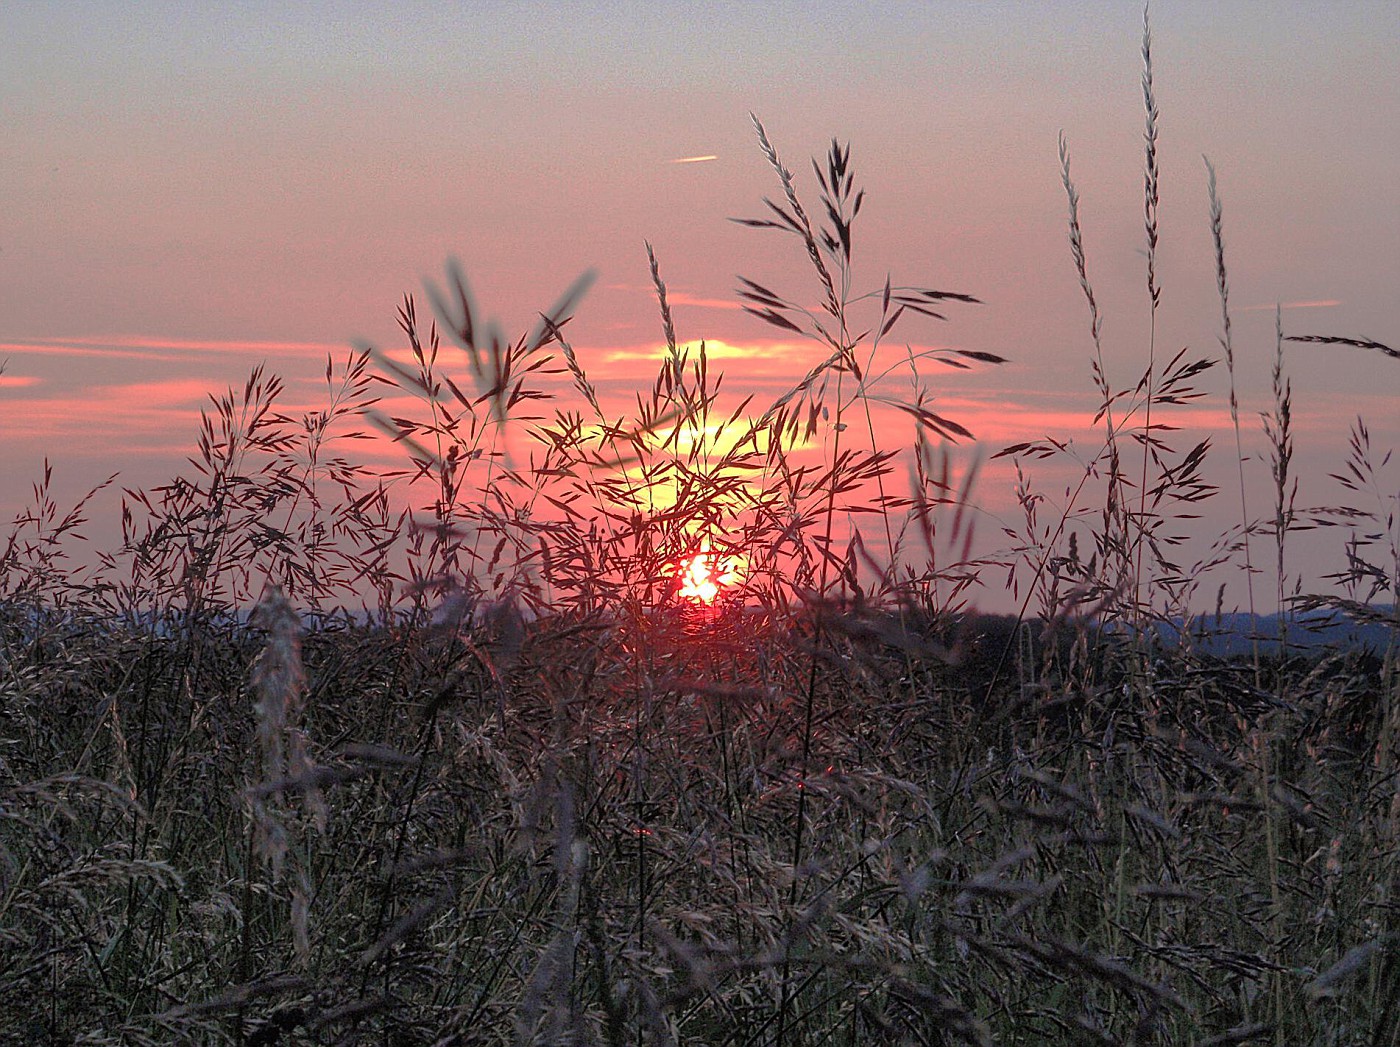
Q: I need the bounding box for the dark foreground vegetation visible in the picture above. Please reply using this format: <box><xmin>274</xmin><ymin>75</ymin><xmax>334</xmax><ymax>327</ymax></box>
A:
<box><xmin>3</xmin><ymin>596</ymin><xmax>1399</xmax><ymax>1046</ymax></box>
<box><xmin>3</xmin><ymin>13</ymin><xmax>1398</xmax><ymax>1045</ymax></box>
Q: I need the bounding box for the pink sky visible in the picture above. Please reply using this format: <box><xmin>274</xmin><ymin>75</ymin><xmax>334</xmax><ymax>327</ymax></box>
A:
<box><xmin>3</xmin><ymin>2</ymin><xmax>1397</xmax><ymax>613</ymax></box>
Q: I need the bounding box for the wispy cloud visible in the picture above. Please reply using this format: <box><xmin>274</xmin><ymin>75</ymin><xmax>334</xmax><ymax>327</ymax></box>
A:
<box><xmin>667</xmin><ymin>155</ymin><xmax>718</xmax><ymax>164</ymax></box>
<box><xmin>601</xmin><ymin>283</ymin><xmax>742</xmax><ymax>311</ymax></box>
<box><xmin>0</xmin><ymin>341</ymin><xmax>174</xmax><ymax>362</ymax></box>
<box><xmin>0</xmin><ymin>335</ymin><xmax>346</xmax><ymax>361</ymax></box>
<box><xmin>0</xmin><ymin>375</ymin><xmax>41</xmax><ymax>388</ymax></box>
<box><xmin>66</xmin><ymin>335</ymin><xmax>345</xmax><ymax>354</ymax></box>
<box><xmin>667</xmin><ymin>292</ymin><xmax>743</xmax><ymax>312</ymax></box>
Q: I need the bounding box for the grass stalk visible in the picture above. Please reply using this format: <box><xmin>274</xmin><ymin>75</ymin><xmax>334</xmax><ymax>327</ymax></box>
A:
<box><xmin>1134</xmin><ymin>4</ymin><xmax>1162</xmax><ymax>625</ymax></box>
<box><xmin>1205</xmin><ymin>155</ymin><xmax>1261</xmax><ymax>679</ymax></box>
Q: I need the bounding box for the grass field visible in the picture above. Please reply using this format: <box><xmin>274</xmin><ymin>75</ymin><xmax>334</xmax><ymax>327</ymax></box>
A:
<box><xmin>3</xmin><ymin>17</ymin><xmax>1398</xmax><ymax>1046</ymax></box>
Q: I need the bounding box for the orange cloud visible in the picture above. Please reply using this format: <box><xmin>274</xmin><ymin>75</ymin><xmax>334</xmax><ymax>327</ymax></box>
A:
<box><xmin>1</xmin><ymin>383</ymin><xmax>208</xmax><ymax>453</ymax></box>
<box><xmin>93</xmin><ymin>377</ymin><xmax>219</xmax><ymax>407</ymax></box>
<box><xmin>601</xmin><ymin>338</ymin><xmax>812</xmax><ymax>366</ymax></box>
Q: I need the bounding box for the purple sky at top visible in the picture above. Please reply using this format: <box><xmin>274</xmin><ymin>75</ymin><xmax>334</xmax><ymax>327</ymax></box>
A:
<box><xmin>2</xmin><ymin>1</ymin><xmax>1397</xmax><ymax>609</ymax></box>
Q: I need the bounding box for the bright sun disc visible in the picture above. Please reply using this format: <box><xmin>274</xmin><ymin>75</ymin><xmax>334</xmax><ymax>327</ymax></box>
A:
<box><xmin>677</xmin><ymin>553</ymin><xmax>720</xmax><ymax>604</ymax></box>
<box><xmin>674</xmin><ymin>544</ymin><xmax>742</xmax><ymax>605</ymax></box>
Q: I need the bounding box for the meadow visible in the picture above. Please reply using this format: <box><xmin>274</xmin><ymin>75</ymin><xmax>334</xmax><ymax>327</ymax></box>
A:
<box><xmin>3</xmin><ymin>21</ymin><xmax>1399</xmax><ymax>1047</ymax></box>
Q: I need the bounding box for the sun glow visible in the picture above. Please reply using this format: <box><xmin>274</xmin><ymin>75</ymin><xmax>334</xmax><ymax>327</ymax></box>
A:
<box><xmin>674</xmin><ymin>541</ymin><xmax>743</xmax><ymax>605</ymax></box>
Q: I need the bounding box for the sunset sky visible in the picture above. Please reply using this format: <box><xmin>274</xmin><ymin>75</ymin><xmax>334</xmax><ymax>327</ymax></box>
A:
<box><xmin>3</xmin><ymin>1</ymin><xmax>1397</xmax><ymax>612</ymax></box>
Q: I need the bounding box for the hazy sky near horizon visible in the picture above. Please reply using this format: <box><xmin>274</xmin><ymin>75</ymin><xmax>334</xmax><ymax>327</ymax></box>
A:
<box><xmin>3</xmin><ymin>1</ymin><xmax>1397</xmax><ymax>608</ymax></box>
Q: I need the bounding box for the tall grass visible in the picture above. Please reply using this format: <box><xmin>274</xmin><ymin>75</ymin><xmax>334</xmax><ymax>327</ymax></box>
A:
<box><xmin>2</xmin><ymin>15</ymin><xmax>1399</xmax><ymax>1047</ymax></box>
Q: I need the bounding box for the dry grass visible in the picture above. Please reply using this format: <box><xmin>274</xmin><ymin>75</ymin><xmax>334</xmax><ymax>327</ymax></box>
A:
<box><xmin>3</xmin><ymin>14</ymin><xmax>1399</xmax><ymax>1047</ymax></box>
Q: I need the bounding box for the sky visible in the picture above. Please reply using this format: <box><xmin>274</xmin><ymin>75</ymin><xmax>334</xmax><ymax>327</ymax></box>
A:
<box><xmin>3</xmin><ymin>1</ymin><xmax>1397</xmax><ymax>613</ymax></box>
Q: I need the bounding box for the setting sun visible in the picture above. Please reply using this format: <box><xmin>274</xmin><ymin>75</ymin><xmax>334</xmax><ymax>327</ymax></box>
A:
<box><xmin>674</xmin><ymin>541</ymin><xmax>743</xmax><ymax>605</ymax></box>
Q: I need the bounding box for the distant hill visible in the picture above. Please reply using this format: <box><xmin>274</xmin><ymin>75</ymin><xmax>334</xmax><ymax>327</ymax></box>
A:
<box><xmin>1152</xmin><ymin>607</ymin><xmax>1397</xmax><ymax>658</ymax></box>
<box><xmin>941</xmin><ymin>606</ymin><xmax>1397</xmax><ymax>663</ymax></box>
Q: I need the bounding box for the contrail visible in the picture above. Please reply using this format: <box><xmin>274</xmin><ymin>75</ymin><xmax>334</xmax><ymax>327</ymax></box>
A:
<box><xmin>668</xmin><ymin>155</ymin><xmax>718</xmax><ymax>164</ymax></box>
<box><xmin>1241</xmin><ymin>299</ymin><xmax>1341</xmax><ymax>312</ymax></box>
